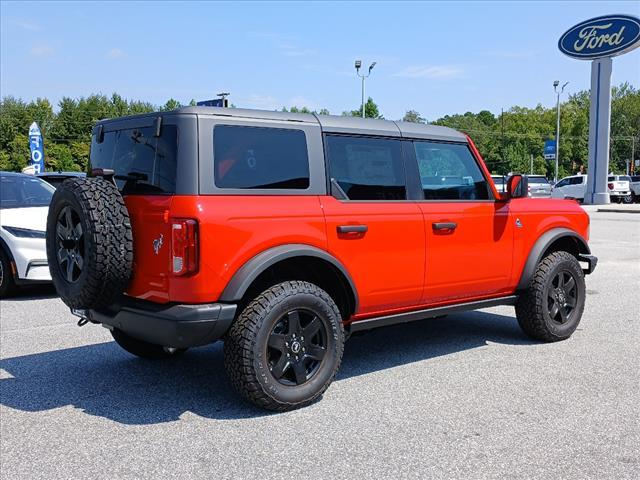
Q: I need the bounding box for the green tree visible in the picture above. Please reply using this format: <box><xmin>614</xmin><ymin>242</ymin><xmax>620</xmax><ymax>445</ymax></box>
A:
<box><xmin>343</xmin><ymin>97</ymin><xmax>383</xmax><ymax>119</ymax></box>
<box><xmin>402</xmin><ymin>110</ymin><xmax>426</xmax><ymax>123</ymax></box>
<box><xmin>161</xmin><ymin>98</ymin><xmax>182</xmax><ymax>111</ymax></box>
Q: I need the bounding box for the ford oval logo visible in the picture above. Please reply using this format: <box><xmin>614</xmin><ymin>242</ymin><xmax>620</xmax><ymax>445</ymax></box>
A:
<box><xmin>559</xmin><ymin>14</ymin><xmax>640</xmax><ymax>60</ymax></box>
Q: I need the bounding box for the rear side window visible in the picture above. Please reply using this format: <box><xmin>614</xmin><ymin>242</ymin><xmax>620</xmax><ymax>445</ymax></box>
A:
<box><xmin>414</xmin><ymin>141</ymin><xmax>491</xmax><ymax>200</ymax></box>
<box><xmin>528</xmin><ymin>176</ymin><xmax>549</xmax><ymax>184</ymax></box>
<box><xmin>325</xmin><ymin>135</ymin><xmax>406</xmax><ymax>200</ymax></box>
<box><xmin>214</xmin><ymin>125</ymin><xmax>310</xmax><ymax>189</ymax></box>
<box><xmin>90</xmin><ymin>125</ymin><xmax>178</xmax><ymax>194</ymax></box>
<box><xmin>569</xmin><ymin>176</ymin><xmax>584</xmax><ymax>185</ymax></box>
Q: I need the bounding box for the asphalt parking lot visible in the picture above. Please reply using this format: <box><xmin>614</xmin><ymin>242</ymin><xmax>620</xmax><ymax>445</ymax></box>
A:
<box><xmin>1</xmin><ymin>211</ymin><xmax>638</xmax><ymax>480</ymax></box>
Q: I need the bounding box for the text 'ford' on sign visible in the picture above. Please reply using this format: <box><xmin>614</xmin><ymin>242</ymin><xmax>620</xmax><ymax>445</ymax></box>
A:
<box><xmin>558</xmin><ymin>14</ymin><xmax>640</xmax><ymax>60</ymax></box>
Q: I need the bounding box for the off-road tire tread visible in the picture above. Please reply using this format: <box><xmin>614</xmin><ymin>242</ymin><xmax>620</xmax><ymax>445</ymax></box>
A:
<box><xmin>224</xmin><ymin>281</ymin><xmax>344</xmax><ymax>411</ymax></box>
<box><xmin>515</xmin><ymin>251</ymin><xmax>584</xmax><ymax>342</ymax></box>
<box><xmin>46</xmin><ymin>177</ymin><xmax>133</xmax><ymax>309</ymax></box>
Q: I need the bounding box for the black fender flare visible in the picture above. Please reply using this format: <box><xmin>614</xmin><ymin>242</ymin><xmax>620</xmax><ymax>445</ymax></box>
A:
<box><xmin>219</xmin><ymin>244</ymin><xmax>359</xmax><ymax>312</ymax></box>
<box><xmin>516</xmin><ymin>228</ymin><xmax>590</xmax><ymax>290</ymax></box>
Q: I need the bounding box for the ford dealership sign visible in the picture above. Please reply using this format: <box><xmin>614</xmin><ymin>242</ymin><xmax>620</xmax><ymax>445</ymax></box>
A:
<box><xmin>559</xmin><ymin>14</ymin><xmax>640</xmax><ymax>59</ymax></box>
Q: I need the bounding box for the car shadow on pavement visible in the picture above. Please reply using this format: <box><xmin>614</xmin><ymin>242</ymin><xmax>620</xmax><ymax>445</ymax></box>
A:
<box><xmin>3</xmin><ymin>284</ymin><xmax>58</xmax><ymax>301</ymax></box>
<box><xmin>0</xmin><ymin>310</ymin><xmax>536</xmax><ymax>424</ymax></box>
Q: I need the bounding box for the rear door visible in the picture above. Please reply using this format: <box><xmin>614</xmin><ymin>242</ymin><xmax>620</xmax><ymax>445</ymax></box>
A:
<box><xmin>408</xmin><ymin>140</ymin><xmax>514</xmax><ymax>303</ymax></box>
<box><xmin>321</xmin><ymin>134</ymin><xmax>425</xmax><ymax>315</ymax></box>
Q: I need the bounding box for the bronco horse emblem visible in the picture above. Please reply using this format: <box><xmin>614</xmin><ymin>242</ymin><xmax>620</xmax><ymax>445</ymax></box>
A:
<box><xmin>153</xmin><ymin>234</ymin><xmax>163</xmax><ymax>255</ymax></box>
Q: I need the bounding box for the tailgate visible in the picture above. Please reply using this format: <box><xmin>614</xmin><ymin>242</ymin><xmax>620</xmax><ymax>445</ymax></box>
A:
<box><xmin>124</xmin><ymin>195</ymin><xmax>173</xmax><ymax>302</ymax></box>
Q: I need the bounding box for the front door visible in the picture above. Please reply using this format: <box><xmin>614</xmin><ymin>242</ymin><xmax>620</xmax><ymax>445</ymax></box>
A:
<box><xmin>321</xmin><ymin>134</ymin><xmax>425</xmax><ymax>316</ymax></box>
<box><xmin>409</xmin><ymin>140</ymin><xmax>514</xmax><ymax>303</ymax></box>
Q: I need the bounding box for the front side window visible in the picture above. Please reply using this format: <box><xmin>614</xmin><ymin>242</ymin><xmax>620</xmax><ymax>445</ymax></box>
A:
<box><xmin>414</xmin><ymin>141</ymin><xmax>491</xmax><ymax>200</ymax></box>
<box><xmin>214</xmin><ymin>125</ymin><xmax>310</xmax><ymax>189</ymax></box>
<box><xmin>325</xmin><ymin>135</ymin><xmax>406</xmax><ymax>200</ymax></box>
<box><xmin>555</xmin><ymin>178</ymin><xmax>569</xmax><ymax>188</ymax></box>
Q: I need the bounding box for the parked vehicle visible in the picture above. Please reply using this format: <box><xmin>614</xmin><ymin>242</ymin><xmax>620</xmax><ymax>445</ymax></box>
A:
<box><xmin>37</xmin><ymin>171</ymin><xmax>86</xmax><ymax>189</ymax></box>
<box><xmin>607</xmin><ymin>175</ymin><xmax>633</xmax><ymax>204</ymax></box>
<box><xmin>0</xmin><ymin>172</ymin><xmax>54</xmax><ymax>296</ymax></box>
<box><xmin>526</xmin><ymin>175</ymin><xmax>552</xmax><ymax>198</ymax></box>
<box><xmin>491</xmin><ymin>174</ymin><xmax>506</xmax><ymax>193</ymax></box>
<box><xmin>551</xmin><ymin>174</ymin><xmax>587</xmax><ymax>201</ymax></box>
<box><xmin>630</xmin><ymin>175</ymin><xmax>640</xmax><ymax>202</ymax></box>
<box><xmin>45</xmin><ymin>107</ymin><xmax>597</xmax><ymax>411</ymax></box>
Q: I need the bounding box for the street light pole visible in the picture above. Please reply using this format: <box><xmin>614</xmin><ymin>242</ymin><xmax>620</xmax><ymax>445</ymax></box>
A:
<box><xmin>553</xmin><ymin>80</ymin><xmax>569</xmax><ymax>182</ymax></box>
<box><xmin>355</xmin><ymin>60</ymin><xmax>376</xmax><ymax>118</ymax></box>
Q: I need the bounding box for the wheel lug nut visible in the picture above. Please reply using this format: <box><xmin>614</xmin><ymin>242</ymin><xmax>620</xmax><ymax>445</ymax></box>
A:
<box><xmin>287</xmin><ymin>353</ymin><xmax>290</xmax><ymax>358</ymax></box>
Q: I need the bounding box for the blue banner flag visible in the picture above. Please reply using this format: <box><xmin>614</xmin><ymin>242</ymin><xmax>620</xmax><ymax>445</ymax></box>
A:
<box><xmin>28</xmin><ymin>122</ymin><xmax>45</xmax><ymax>173</ymax></box>
<box><xmin>544</xmin><ymin>140</ymin><xmax>556</xmax><ymax>160</ymax></box>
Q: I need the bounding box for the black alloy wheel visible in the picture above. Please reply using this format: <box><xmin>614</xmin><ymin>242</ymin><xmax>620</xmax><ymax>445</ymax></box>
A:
<box><xmin>267</xmin><ymin>309</ymin><xmax>328</xmax><ymax>386</ymax></box>
<box><xmin>55</xmin><ymin>206</ymin><xmax>84</xmax><ymax>283</ymax></box>
<box><xmin>545</xmin><ymin>269</ymin><xmax>579</xmax><ymax>325</ymax></box>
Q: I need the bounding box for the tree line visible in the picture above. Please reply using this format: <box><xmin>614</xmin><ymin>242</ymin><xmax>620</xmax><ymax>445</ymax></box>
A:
<box><xmin>1</xmin><ymin>83</ymin><xmax>638</xmax><ymax>178</ymax></box>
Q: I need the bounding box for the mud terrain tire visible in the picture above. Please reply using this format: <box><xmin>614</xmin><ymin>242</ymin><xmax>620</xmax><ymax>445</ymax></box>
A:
<box><xmin>46</xmin><ymin>177</ymin><xmax>133</xmax><ymax>309</ymax></box>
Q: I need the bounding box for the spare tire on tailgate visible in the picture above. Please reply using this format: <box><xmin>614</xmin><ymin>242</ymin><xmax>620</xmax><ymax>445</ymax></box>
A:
<box><xmin>46</xmin><ymin>177</ymin><xmax>133</xmax><ymax>309</ymax></box>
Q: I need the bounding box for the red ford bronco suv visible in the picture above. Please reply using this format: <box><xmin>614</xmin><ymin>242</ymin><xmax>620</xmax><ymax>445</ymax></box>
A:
<box><xmin>45</xmin><ymin>107</ymin><xmax>597</xmax><ymax>411</ymax></box>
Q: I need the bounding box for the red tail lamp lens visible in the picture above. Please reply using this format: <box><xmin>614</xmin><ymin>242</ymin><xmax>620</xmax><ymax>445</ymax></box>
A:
<box><xmin>171</xmin><ymin>219</ymin><xmax>198</xmax><ymax>276</ymax></box>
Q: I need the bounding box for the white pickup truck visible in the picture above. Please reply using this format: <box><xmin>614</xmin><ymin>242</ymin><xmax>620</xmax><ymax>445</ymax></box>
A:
<box><xmin>607</xmin><ymin>175</ymin><xmax>633</xmax><ymax>204</ymax></box>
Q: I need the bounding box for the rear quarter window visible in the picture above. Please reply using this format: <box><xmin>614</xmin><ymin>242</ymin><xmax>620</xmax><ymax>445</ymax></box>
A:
<box><xmin>213</xmin><ymin>125</ymin><xmax>310</xmax><ymax>189</ymax></box>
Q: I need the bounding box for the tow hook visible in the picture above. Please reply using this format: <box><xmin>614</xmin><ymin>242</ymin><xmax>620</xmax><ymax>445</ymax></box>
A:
<box><xmin>71</xmin><ymin>308</ymin><xmax>91</xmax><ymax>327</ymax></box>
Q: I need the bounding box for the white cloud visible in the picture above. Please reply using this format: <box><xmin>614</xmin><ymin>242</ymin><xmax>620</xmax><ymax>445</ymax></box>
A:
<box><xmin>106</xmin><ymin>48</ymin><xmax>125</xmax><ymax>59</ymax></box>
<box><xmin>393</xmin><ymin>65</ymin><xmax>464</xmax><ymax>79</ymax></box>
<box><xmin>248</xmin><ymin>32</ymin><xmax>316</xmax><ymax>58</ymax></box>
<box><xmin>13</xmin><ymin>20</ymin><xmax>40</xmax><ymax>31</ymax></box>
<box><xmin>30</xmin><ymin>45</ymin><xmax>54</xmax><ymax>57</ymax></box>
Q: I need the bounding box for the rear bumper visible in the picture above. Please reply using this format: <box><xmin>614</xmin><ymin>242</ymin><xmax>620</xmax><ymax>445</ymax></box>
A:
<box><xmin>86</xmin><ymin>300</ymin><xmax>237</xmax><ymax>349</ymax></box>
<box><xmin>579</xmin><ymin>254</ymin><xmax>598</xmax><ymax>275</ymax></box>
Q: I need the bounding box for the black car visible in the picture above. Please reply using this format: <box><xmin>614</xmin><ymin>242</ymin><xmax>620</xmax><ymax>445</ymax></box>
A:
<box><xmin>37</xmin><ymin>171</ymin><xmax>86</xmax><ymax>189</ymax></box>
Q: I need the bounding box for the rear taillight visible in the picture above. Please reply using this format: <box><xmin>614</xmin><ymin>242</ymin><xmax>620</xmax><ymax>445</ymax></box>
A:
<box><xmin>171</xmin><ymin>218</ymin><xmax>198</xmax><ymax>276</ymax></box>
<box><xmin>608</xmin><ymin>183</ymin><xmax>614</xmax><ymax>190</ymax></box>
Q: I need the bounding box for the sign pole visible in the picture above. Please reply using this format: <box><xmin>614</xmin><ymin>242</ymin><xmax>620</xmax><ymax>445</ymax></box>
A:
<box><xmin>583</xmin><ymin>57</ymin><xmax>613</xmax><ymax>205</ymax></box>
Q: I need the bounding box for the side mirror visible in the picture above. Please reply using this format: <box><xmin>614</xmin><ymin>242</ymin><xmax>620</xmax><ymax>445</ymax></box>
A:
<box><xmin>506</xmin><ymin>174</ymin><xmax>528</xmax><ymax>199</ymax></box>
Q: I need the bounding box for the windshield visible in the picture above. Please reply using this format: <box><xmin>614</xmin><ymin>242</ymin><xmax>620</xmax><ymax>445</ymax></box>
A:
<box><xmin>528</xmin><ymin>177</ymin><xmax>549</xmax><ymax>184</ymax></box>
<box><xmin>0</xmin><ymin>175</ymin><xmax>55</xmax><ymax>209</ymax></box>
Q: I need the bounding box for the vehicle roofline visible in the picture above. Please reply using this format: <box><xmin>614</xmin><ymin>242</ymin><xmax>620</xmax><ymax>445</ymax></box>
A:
<box><xmin>93</xmin><ymin>106</ymin><xmax>468</xmax><ymax>143</ymax></box>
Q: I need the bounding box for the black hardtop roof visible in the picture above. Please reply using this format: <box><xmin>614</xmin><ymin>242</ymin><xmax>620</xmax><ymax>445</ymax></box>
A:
<box><xmin>95</xmin><ymin>106</ymin><xmax>468</xmax><ymax>143</ymax></box>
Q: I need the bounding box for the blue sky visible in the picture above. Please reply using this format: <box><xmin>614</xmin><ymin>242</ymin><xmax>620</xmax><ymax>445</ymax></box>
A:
<box><xmin>1</xmin><ymin>1</ymin><xmax>639</xmax><ymax>120</ymax></box>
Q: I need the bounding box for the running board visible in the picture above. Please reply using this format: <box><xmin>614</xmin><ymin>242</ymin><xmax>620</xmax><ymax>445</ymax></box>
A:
<box><xmin>348</xmin><ymin>295</ymin><xmax>518</xmax><ymax>333</ymax></box>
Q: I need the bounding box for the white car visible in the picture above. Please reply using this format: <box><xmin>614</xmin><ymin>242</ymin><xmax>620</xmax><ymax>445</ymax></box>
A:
<box><xmin>607</xmin><ymin>175</ymin><xmax>633</xmax><ymax>204</ymax></box>
<box><xmin>551</xmin><ymin>174</ymin><xmax>587</xmax><ymax>201</ymax></box>
<box><xmin>0</xmin><ymin>172</ymin><xmax>55</xmax><ymax>296</ymax></box>
<box><xmin>491</xmin><ymin>174</ymin><xmax>506</xmax><ymax>193</ymax></box>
